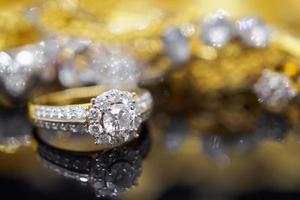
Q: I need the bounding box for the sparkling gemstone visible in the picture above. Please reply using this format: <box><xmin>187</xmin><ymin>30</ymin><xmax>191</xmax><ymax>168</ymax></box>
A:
<box><xmin>50</xmin><ymin>108</ymin><xmax>59</xmax><ymax>119</ymax></box>
<box><xmin>65</xmin><ymin>108</ymin><xmax>73</xmax><ymax>120</ymax></box>
<box><xmin>70</xmin><ymin>124</ymin><xmax>79</xmax><ymax>132</ymax></box>
<box><xmin>51</xmin><ymin>123</ymin><xmax>59</xmax><ymax>130</ymax></box>
<box><xmin>103</xmin><ymin>104</ymin><xmax>133</xmax><ymax>134</ymax></box>
<box><xmin>201</xmin><ymin>10</ymin><xmax>234</xmax><ymax>48</ymax></box>
<box><xmin>163</xmin><ymin>27</ymin><xmax>190</xmax><ymax>65</ymax></box>
<box><xmin>253</xmin><ymin>69</ymin><xmax>296</xmax><ymax>108</ymax></box>
<box><xmin>0</xmin><ymin>52</ymin><xmax>12</xmax><ymax>74</ymax></box>
<box><xmin>89</xmin><ymin>124</ymin><xmax>103</xmax><ymax>136</ymax></box>
<box><xmin>89</xmin><ymin>108</ymin><xmax>99</xmax><ymax>120</ymax></box>
<box><xmin>57</xmin><ymin>108</ymin><xmax>64</xmax><ymax>119</ymax></box>
<box><xmin>43</xmin><ymin>107</ymin><xmax>51</xmax><ymax>118</ymax></box>
<box><xmin>236</xmin><ymin>17</ymin><xmax>271</xmax><ymax>48</ymax></box>
<box><xmin>60</xmin><ymin>124</ymin><xmax>68</xmax><ymax>131</ymax></box>
<box><xmin>73</xmin><ymin>107</ymin><xmax>87</xmax><ymax>119</ymax></box>
<box><xmin>94</xmin><ymin>98</ymin><xmax>109</xmax><ymax>111</ymax></box>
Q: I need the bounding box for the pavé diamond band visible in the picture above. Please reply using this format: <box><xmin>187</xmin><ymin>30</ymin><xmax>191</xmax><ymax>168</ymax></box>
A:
<box><xmin>29</xmin><ymin>86</ymin><xmax>153</xmax><ymax>145</ymax></box>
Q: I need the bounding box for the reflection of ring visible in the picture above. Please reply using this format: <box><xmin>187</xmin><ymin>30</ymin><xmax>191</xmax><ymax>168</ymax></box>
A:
<box><xmin>35</xmin><ymin>126</ymin><xmax>150</xmax><ymax>198</ymax></box>
<box><xmin>29</xmin><ymin>86</ymin><xmax>153</xmax><ymax>145</ymax></box>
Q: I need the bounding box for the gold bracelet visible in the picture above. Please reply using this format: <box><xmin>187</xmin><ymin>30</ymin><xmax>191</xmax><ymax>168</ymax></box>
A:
<box><xmin>29</xmin><ymin>86</ymin><xmax>153</xmax><ymax>145</ymax></box>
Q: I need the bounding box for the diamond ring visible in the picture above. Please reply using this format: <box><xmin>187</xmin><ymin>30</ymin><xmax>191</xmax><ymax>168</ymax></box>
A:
<box><xmin>29</xmin><ymin>86</ymin><xmax>153</xmax><ymax>145</ymax></box>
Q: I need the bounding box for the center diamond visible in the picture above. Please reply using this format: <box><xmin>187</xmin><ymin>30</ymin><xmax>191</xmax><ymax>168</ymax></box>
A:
<box><xmin>88</xmin><ymin>89</ymin><xmax>142</xmax><ymax>145</ymax></box>
<box><xmin>103</xmin><ymin>103</ymin><xmax>132</xmax><ymax>134</ymax></box>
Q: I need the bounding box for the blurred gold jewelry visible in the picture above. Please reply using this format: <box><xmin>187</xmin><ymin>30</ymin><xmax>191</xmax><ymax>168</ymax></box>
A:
<box><xmin>27</xmin><ymin>0</ymin><xmax>183</xmax><ymax>84</ymax></box>
<box><xmin>9</xmin><ymin>2</ymin><xmax>300</xmax><ymax>101</ymax></box>
<box><xmin>29</xmin><ymin>86</ymin><xmax>153</xmax><ymax>145</ymax></box>
<box><xmin>0</xmin><ymin>3</ymin><xmax>55</xmax><ymax>106</ymax></box>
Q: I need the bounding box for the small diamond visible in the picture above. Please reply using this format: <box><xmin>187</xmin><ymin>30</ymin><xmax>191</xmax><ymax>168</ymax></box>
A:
<box><xmin>75</xmin><ymin>108</ymin><xmax>87</xmax><ymax>119</ymax></box>
<box><xmin>65</xmin><ymin>108</ymin><xmax>74</xmax><ymax>120</ymax></box>
<box><xmin>89</xmin><ymin>108</ymin><xmax>100</xmax><ymax>120</ymax></box>
<box><xmin>44</xmin><ymin>107</ymin><xmax>51</xmax><ymax>118</ymax></box>
<box><xmin>51</xmin><ymin>123</ymin><xmax>59</xmax><ymax>130</ymax></box>
<box><xmin>50</xmin><ymin>108</ymin><xmax>59</xmax><ymax>119</ymax></box>
<box><xmin>253</xmin><ymin>69</ymin><xmax>296</xmax><ymax>108</ymax></box>
<box><xmin>57</xmin><ymin>108</ymin><xmax>64</xmax><ymax>119</ymax></box>
<box><xmin>70</xmin><ymin>108</ymin><xmax>78</xmax><ymax>119</ymax></box>
<box><xmin>89</xmin><ymin>124</ymin><xmax>103</xmax><ymax>136</ymax></box>
<box><xmin>163</xmin><ymin>27</ymin><xmax>190</xmax><ymax>65</ymax></box>
<box><xmin>201</xmin><ymin>10</ymin><xmax>235</xmax><ymax>48</ymax></box>
<box><xmin>70</xmin><ymin>124</ymin><xmax>79</xmax><ymax>132</ymax></box>
<box><xmin>94</xmin><ymin>97</ymin><xmax>109</xmax><ymax>110</ymax></box>
<box><xmin>236</xmin><ymin>17</ymin><xmax>271</xmax><ymax>48</ymax></box>
<box><xmin>60</xmin><ymin>123</ymin><xmax>68</xmax><ymax>131</ymax></box>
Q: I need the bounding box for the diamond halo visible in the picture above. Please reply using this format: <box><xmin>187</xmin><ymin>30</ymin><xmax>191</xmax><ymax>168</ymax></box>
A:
<box><xmin>88</xmin><ymin>89</ymin><xmax>142</xmax><ymax>145</ymax></box>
